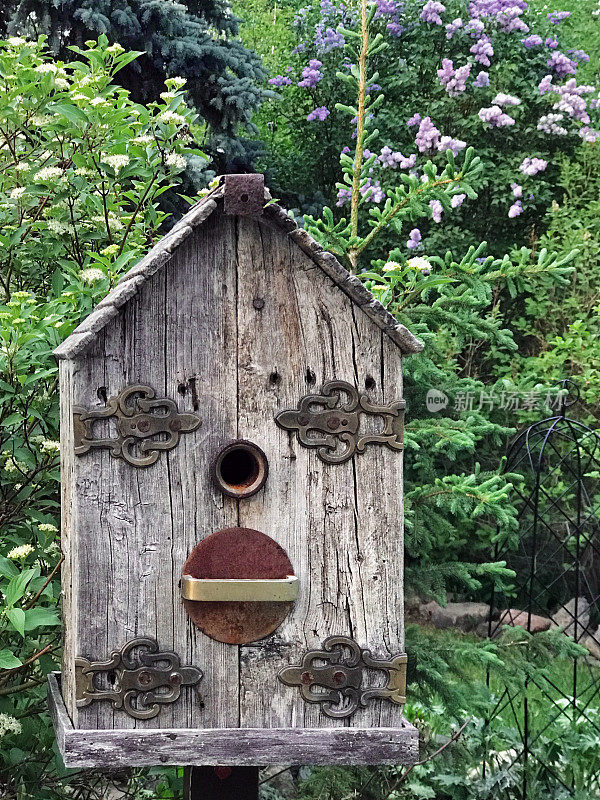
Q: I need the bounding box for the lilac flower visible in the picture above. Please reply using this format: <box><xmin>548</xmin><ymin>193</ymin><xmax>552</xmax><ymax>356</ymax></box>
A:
<box><xmin>569</xmin><ymin>49</ymin><xmax>590</xmax><ymax>63</ymax></box>
<box><xmin>407</xmin><ymin>113</ymin><xmax>422</xmax><ymax>127</ymax></box>
<box><xmin>336</xmin><ymin>187</ymin><xmax>351</xmax><ymax>206</ymax></box>
<box><xmin>473</xmin><ymin>71</ymin><xmax>490</xmax><ymax>88</ymax></box>
<box><xmin>268</xmin><ymin>75</ymin><xmax>292</xmax><ymax>87</ymax></box>
<box><xmin>388</xmin><ymin>22</ymin><xmax>404</xmax><ymax>35</ymax></box>
<box><xmin>375</xmin><ymin>0</ymin><xmax>404</xmax><ymax>35</ymax></box>
<box><xmin>508</xmin><ymin>200</ymin><xmax>523</xmax><ymax>218</ymax></box>
<box><xmin>465</xmin><ymin>19</ymin><xmax>485</xmax><ymax>37</ymax></box>
<box><xmin>471</xmin><ymin>36</ymin><xmax>494</xmax><ymax>66</ymax></box>
<box><xmin>407</xmin><ymin>228</ymin><xmax>422</xmax><ymax>249</ymax></box>
<box><xmin>492</xmin><ymin>93</ymin><xmax>521</xmax><ymax>107</ymax></box>
<box><xmin>548</xmin><ymin>10</ymin><xmax>570</xmax><ymax>24</ymax></box>
<box><xmin>400</xmin><ymin>153</ymin><xmax>417</xmax><ymax>168</ymax></box>
<box><xmin>438</xmin><ymin>136</ymin><xmax>467</xmax><ymax>155</ymax></box>
<box><xmin>451</xmin><ymin>193</ymin><xmax>466</xmax><ymax>208</ymax></box>
<box><xmin>421</xmin><ymin>1</ymin><xmax>446</xmax><ymax>25</ymax></box>
<box><xmin>378</xmin><ymin>147</ymin><xmax>417</xmax><ymax>169</ymax></box>
<box><xmin>291</xmin><ymin>43</ymin><xmax>306</xmax><ymax>54</ymax></box>
<box><xmin>511</xmin><ymin>182</ymin><xmax>523</xmax><ymax>198</ymax></box>
<box><xmin>498</xmin><ymin>6</ymin><xmax>528</xmax><ymax>33</ymax></box>
<box><xmin>298</xmin><ymin>59</ymin><xmax>324</xmax><ymax>88</ymax></box>
<box><xmin>360</xmin><ymin>178</ymin><xmax>384</xmax><ymax>203</ymax></box>
<box><xmin>478</xmin><ymin>105</ymin><xmax>516</xmax><ymax>127</ymax></box>
<box><xmin>445</xmin><ymin>17</ymin><xmax>463</xmax><ymax>38</ymax></box>
<box><xmin>520</xmin><ymin>157</ymin><xmax>547</xmax><ymax>176</ymax></box>
<box><xmin>545</xmin><ymin>37</ymin><xmax>558</xmax><ymax>49</ymax></box>
<box><xmin>522</xmin><ymin>34</ymin><xmax>543</xmax><ymax>48</ymax></box>
<box><xmin>307</xmin><ymin>106</ymin><xmax>330</xmax><ymax>121</ymax></box>
<box><xmin>437</xmin><ymin>59</ymin><xmax>471</xmax><ymax>96</ymax></box>
<box><xmin>579</xmin><ymin>126</ymin><xmax>600</xmax><ymax>142</ymax></box>
<box><xmin>415</xmin><ymin>116</ymin><xmax>441</xmax><ymax>152</ymax></box>
<box><xmin>547</xmin><ymin>51</ymin><xmax>577</xmax><ymax>77</ymax></box>
<box><xmin>430</xmin><ymin>199</ymin><xmax>443</xmax><ymax>222</ymax></box>
<box><xmin>539</xmin><ymin>74</ymin><xmax>554</xmax><ymax>94</ymax></box>
<box><xmin>315</xmin><ymin>25</ymin><xmax>345</xmax><ymax>53</ymax></box>
<box><xmin>537</xmin><ymin>114</ymin><xmax>568</xmax><ymax>135</ymax></box>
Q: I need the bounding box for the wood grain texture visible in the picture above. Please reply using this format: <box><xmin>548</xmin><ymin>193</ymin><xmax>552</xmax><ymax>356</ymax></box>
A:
<box><xmin>58</xmin><ymin>202</ymin><xmax>410</xmax><ymax>762</ymax></box>
<box><xmin>49</xmin><ymin>674</ymin><xmax>418</xmax><ymax>768</ymax></box>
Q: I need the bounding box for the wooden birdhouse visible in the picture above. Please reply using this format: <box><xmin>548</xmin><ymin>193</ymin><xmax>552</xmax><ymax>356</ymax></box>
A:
<box><xmin>48</xmin><ymin>174</ymin><xmax>422</xmax><ymax>770</ymax></box>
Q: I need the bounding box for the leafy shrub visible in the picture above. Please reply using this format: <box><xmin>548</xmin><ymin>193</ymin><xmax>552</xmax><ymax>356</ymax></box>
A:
<box><xmin>257</xmin><ymin>0</ymin><xmax>599</xmax><ymax>257</ymax></box>
<box><xmin>0</xmin><ymin>35</ymin><xmax>206</xmax><ymax>798</ymax></box>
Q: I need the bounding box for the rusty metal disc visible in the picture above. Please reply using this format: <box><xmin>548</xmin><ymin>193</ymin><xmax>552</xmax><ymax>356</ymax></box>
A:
<box><xmin>182</xmin><ymin>527</ymin><xmax>295</xmax><ymax>645</ymax></box>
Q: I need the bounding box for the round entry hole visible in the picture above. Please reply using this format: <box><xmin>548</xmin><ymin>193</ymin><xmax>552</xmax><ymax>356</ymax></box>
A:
<box><xmin>212</xmin><ymin>440</ymin><xmax>268</xmax><ymax>499</ymax></box>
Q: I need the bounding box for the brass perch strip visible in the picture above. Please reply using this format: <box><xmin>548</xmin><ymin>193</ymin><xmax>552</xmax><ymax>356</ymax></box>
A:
<box><xmin>180</xmin><ymin>575</ymin><xmax>299</xmax><ymax>602</ymax></box>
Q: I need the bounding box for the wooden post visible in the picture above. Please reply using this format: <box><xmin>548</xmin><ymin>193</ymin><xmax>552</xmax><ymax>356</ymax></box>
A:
<box><xmin>184</xmin><ymin>766</ymin><xmax>259</xmax><ymax>800</ymax></box>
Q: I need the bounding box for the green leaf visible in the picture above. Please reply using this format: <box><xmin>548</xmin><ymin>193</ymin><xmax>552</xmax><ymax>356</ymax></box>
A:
<box><xmin>48</xmin><ymin>102</ymin><xmax>89</xmax><ymax>125</ymax></box>
<box><xmin>23</xmin><ymin>607</ymin><xmax>61</xmax><ymax>631</ymax></box>
<box><xmin>0</xmin><ymin>649</ymin><xmax>22</xmax><ymax>669</ymax></box>
<box><xmin>5</xmin><ymin>608</ymin><xmax>26</xmax><ymax>638</ymax></box>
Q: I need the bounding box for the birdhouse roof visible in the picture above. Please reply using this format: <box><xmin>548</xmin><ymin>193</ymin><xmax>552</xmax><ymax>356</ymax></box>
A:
<box><xmin>54</xmin><ymin>177</ymin><xmax>423</xmax><ymax>360</ymax></box>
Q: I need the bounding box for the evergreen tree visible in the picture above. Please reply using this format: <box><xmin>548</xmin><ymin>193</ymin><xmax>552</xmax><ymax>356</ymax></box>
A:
<box><xmin>2</xmin><ymin>0</ymin><xmax>266</xmax><ymax>170</ymax></box>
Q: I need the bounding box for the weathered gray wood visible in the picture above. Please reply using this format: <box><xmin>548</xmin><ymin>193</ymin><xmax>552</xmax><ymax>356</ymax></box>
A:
<box><xmin>48</xmin><ymin>673</ymin><xmax>419</xmax><ymax>768</ymax></box>
<box><xmin>235</xmin><ymin>217</ymin><xmax>406</xmax><ymax>730</ymax></box>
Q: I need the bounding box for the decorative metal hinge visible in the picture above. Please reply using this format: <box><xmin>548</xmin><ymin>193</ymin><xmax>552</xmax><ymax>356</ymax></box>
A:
<box><xmin>278</xmin><ymin>635</ymin><xmax>407</xmax><ymax>719</ymax></box>
<box><xmin>75</xmin><ymin>638</ymin><xmax>203</xmax><ymax>720</ymax></box>
<box><xmin>73</xmin><ymin>384</ymin><xmax>201</xmax><ymax>467</ymax></box>
<box><xmin>275</xmin><ymin>380</ymin><xmax>405</xmax><ymax>464</ymax></box>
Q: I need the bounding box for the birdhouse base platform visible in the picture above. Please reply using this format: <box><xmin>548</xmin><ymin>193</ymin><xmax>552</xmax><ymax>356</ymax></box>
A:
<box><xmin>48</xmin><ymin>673</ymin><xmax>419</xmax><ymax>769</ymax></box>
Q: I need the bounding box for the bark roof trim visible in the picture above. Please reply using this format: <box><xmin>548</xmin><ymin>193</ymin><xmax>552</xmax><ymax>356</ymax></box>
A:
<box><xmin>54</xmin><ymin>181</ymin><xmax>423</xmax><ymax>360</ymax></box>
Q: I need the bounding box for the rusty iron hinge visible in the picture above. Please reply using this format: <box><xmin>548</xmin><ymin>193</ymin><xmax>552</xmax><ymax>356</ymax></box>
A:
<box><xmin>223</xmin><ymin>174</ymin><xmax>265</xmax><ymax>216</ymax></box>
<box><xmin>73</xmin><ymin>384</ymin><xmax>201</xmax><ymax>468</ymax></box>
<box><xmin>278</xmin><ymin>635</ymin><xmax>407</xmax><ymax>719</ymax></box>
<box><xmin>75</xmin><ymin>638</ymin><xmax>203</xmax><ymax>720</ymax></box>
<box><xmin>275</xmin><ymin>380</ymin><xmax>405</xmax><ymax>464</ymax></box>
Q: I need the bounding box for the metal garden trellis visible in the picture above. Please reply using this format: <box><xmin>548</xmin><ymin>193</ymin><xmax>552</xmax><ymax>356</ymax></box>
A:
<box><xmin>485</xmin><ymin>380</ymin><xmax>600</xmax><ymax>798</ymax></box>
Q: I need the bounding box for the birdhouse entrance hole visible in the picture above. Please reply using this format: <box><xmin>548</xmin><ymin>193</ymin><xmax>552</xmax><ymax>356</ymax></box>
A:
<box><xmin>212</xmin><ymin>440</ymin><xmax>268</xmax><ymax>498</ymax></box>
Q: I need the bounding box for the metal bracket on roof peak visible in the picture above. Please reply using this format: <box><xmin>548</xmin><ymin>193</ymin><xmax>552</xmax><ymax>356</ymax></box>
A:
<box><xmin>224</xmin><ymin>174</ymin><xmax>265</xmax><ymax>216</ymax></box>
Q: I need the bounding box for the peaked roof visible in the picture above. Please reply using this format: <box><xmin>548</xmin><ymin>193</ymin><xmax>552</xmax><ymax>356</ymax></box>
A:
<box><xmin>54</xmin><ymin>179</ymin><xmax>423</xmax><ymax>360</ymax></box>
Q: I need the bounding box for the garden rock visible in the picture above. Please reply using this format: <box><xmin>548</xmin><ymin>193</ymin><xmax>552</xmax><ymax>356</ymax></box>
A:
<box><xmin>497</xmin><ymin>609</ymin><xmax>552</xmax><ymax>633</ymax></box>
<box><xmin>410</xmin><ymin>600</ymin><xmax>491</xmax><ymax>631</ymax></box>
<box><xmin>551</xmin><ymin>597</ymin><xmax>590</xmax><ymax>637</ymax></box>
<box><xmin>581</xmin><ymin>632</ymin><xmax>600</xmax><ymax>661</ymax></box>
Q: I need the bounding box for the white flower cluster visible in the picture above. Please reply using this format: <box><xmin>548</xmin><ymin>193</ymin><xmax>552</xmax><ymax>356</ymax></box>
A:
<box><xmin>165</xmin><ymin>77</ymin><xmax>187</xmax><ymax>89</ymax></box>
<box><xmin>0</xmin><ymin>714</ymin><xmax>22</xmax><ymax>737</ymax></box>
<box><xmin>103</xmin><ymin>154</ymin><xmax>130</xmax><ymax>171</ymax></box>
<box><xmin>40</xmin><ymin>440</ymin><xmax>60</xmax><ymax>455</ymax></box>
<box><xmin>33</xmin><ymin>166</ymin><xmax>63</xmax><ymax>183</ymax></box>
<box><xmin>132</xmin><ymin>134</ymin><xmax>154</xmax><ymax>145</ymax></box>
<box><xmin>80</xmin><ymin>268</ymin><xmax>106</xmax><ymax>284</ymax></box>
<box><xmin>10</xmin><ymin>187</ymin><xmax>25</xmax><ymax>200</ymax></box>
<box><xmin>38</xmin><ymin>523</ymin><xmax>58</xmax><ymax>533</ymax></box>
<box><xmin>159</xmin><ymin>110</ymin><xmax>186</xmax><ymax>125</ymax></box>
<box><xmin>165</xmin><ymin>152</ymin><xmax>186</xmax><ymax>170</ymax></box>
<box><xmin>7</xmin><ymin>544</ymin><xmax>34</xmax><ymax>560</ymax></box>
<box><xmin>537</xmin><ymin>113</ymin><xmax>568</xmax><ymax>136</ymax></box>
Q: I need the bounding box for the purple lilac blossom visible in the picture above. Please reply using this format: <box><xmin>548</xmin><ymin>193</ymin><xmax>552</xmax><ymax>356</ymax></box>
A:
<box><xmin>569</xmin><ymin>49</ymin><xmax>590</xmax><ymax>63</ymax></box>
<box><xmin>539</xmin><ymin>74</ymin><xmax>554</xmax><ymax>94</ymax></box>
<box><xmin>375</xmin><ymin>0</ymin><xmax>404</xmax><ymax>35</ymax></box>
<box><xmin>511</xmin><ymin>182</ymin><xmax>523</xmax><ymax>198</ymax></box>
<box><xmin>407</xmin><ymin>113</ymin><xmax>422</xmax><ymax>127</ymax></box>
<box><xmin>508</xmin><ymin>200</ymin><xmax>523</xmax><ymax>218</ymax></box>
<box><xmin>421</xmin><ymin>1</ymin><xmax>446</xmax><ymax>25</ymax></box>
<box><xmin>478</xmin><ymin>105</ymin><xmax>516</xmax><ymax>126</ymax></box>
<box><xmin>498</xmin><ymin>6</ymin><xmax>528</xmax><ymax>33</ymax></box>
<box><xmin>548</xmin><ymin>10</ymin><xmax>570</xmax><ymax>23</ymax></box>
<box><xmin>268</xmin><ymin>75</ymin><xmax>292</xmax><ymax>87</ymax></box>
<box><xmin>315</xmin><ymin>25</ymin><xmax>345</xmax><ymax>53</ymax></box>
<box><xmin>336</xmin><ymin>187</ymin><xmax>351</xmax><ymax>206</ymax></box>
<box><xmin>473</xmin><ymin>71</ymin><xmax>490</xmax><ymax>87</ymax></box>
<box><xmin>378</xmin><ymin>147</ymin><xmax>417</xmax><ymax>168</ymax></box>
<box><xmin>465</xmin><ymin>19</ymin><xmax>485</xmax><ymax>36</ymax></box>
<box><xmin>438</xmin><ymin>136</ymin><xmax>467</xmax><ymax>154</ymax></box>
<box><xmin>539</xmin><ymin>77</ymin><xmax>594</xmax><ymax>123</ymax></box>
<box><xmin>307</xmin><ymin>106</ymin><xmax>330</xmax><ymax>121</ymax></box>
<box><xmin>522</xmin><ymin>34</ymin><xmax>543</xmax><ymax>47</ymax></box>
<box><xmin>451</xmin><ymin>193</ymin><xmax>466</xmax><ymax>208</ymax></box>
<box><xmin>579</xmin><ymin>126</ymin><xmax>600</xmax><ymax>142</ymax></box>
<box><xmin>548</xmin><ymin>51</ymin><xmax>577</xmax><ymax>77</ymax></box>
<box><xmin>537</xmin><ymin>113</ymin><xmax>568</xmax><ymax>135</ymax></box>
<box><xmin>492</xmin><ymin>93</ymin><xmax>521</xmax><ymax>106</ymax></box>
<box><xmin>291</xmin><ymin>43</ymin><xmax>306</xmax><ymax>55</ymax></box>
<box><xmin>446</xmin><ymin>17</ymin><xmax>463</xmax><ymax>38</ymax></box>
<box><xmin>298</xmin><ymin>59</ymin><xmax>324</xmax><ymax>88</ymax></box>
<box><xmin>471</xmin><ymin>36</ymin><xmax>494</xmax><ymax>66</ymax></box>
<box><xmin>407</xmin><ymin>228</ymin><xmax>422</xmax><ymax>249</ymax></box>
<box><xmin>520</xmin><ymin>157</ymin><xmax>547</xmax><ymax>176</ymax></box>
<box><xmin>415</xmin><ymin>116</ymin><xmax>441</xmax><ymax>151</ymax></box>
<box><xmin>360</xmin><ymin>179</ymin><xmax>385</xmax><ymax>203</ymax></box>
<box><xmin>430</xmin><ymin>199</ymin><xmax>443</xmax><ymax>222</ymax></box>
<box><xmin>545</xmin><ymin>37</ymin><xmax>559</xmax><ymax>48</ymax></box>
<box><xmin>437</xmin><ymin>59</ymin><xmax>471</xmax><ymax>96</ymax></box>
